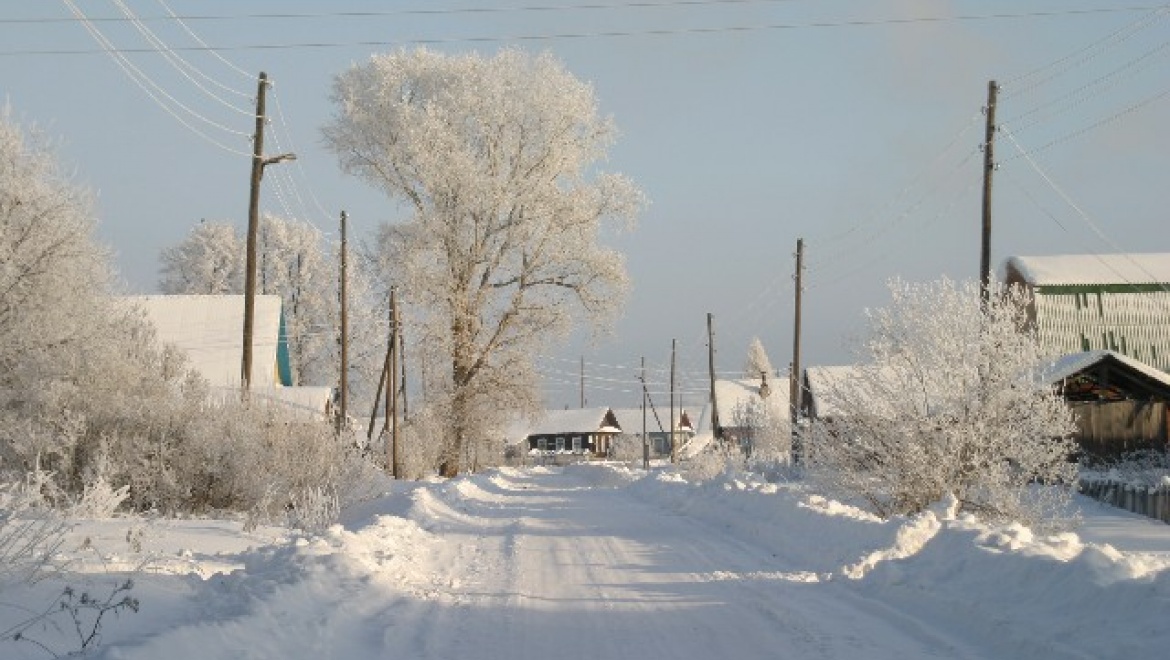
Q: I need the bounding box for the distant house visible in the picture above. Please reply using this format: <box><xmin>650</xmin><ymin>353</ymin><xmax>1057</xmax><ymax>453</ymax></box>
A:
<box><xmin>1045</xmin><ymin>350</ymin><xmax>1170</xmax><ymax>460</ymax></box>
<box><xmin>690</xmin><ymin>374</ymin><xmax>790</xmax><ymax>456</ymax></box>
<box><xmin>611</xmin><ymin>408</ymin><xmax>696</xmax><ymax>457</ymax></box>
<box><xmin>1004</xmin><ymin>253</ymin><xmax>1170</xmax><ymax>373</ymax></box>
<box><xmin>124</xmin><ymin>295</ymin><xmax>334</xmax><ymax>421</ymax></box>
<box><xmin>524</xmin><ymin>407</ymin><xmax>623</xmax><ymax>457</ymax></box>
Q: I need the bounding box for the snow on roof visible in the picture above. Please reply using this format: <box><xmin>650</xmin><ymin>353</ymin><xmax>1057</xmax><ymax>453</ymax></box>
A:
<box><xmin>610</xmin><ymin>408</ymin><xmax>695</xmax><ymax>434</ymax></box>
<box><xmin>1042</xmin><ymin>350</ymin><xmax>1170</xmax><ymax>389</ymax></box>
<box><xmin>527</xmin><ymin>407</ymin><xmax>619</xmax><ymax>436</ymax></box>
<box><xmin>804</xmin><ymin>365</ymin><xmax>911</xmax><ymax>419</ymax></box>
<box><xmin>124</xmin><ymin>295</ymin><xmax>287</xmax><ymax>388</ymax></box>
<box><xmin>1005</xmin><ymin>253</ymin><xmax>1170</xmax><ymax>286</ymax></box>
<box><xmin>694</xmin><ymin>377</ymin><xmax>791</xmax><ymax>436</ymax></box>
<box><xmin>208</xmin><ymin>385</ymin><xmax>334</xmax><ymax>421</ymax></box>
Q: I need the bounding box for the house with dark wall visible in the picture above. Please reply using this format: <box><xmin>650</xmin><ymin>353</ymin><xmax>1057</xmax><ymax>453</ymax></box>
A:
<box><xmin>525</xmin><ymin>407</ymin><xmax>622</xmax><ymax>457</ymax></box>
<box><xmin>1004</xmin><ymin>253</ymin><xmax>1170</xmax><ymax>372</ymax></box>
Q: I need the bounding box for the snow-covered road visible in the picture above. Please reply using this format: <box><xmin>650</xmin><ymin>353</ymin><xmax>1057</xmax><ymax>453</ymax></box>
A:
<box><xmin>6</xmin><ymin>464</ymin><xmax>1168</xmax><ymax>659</ymax></box>
<box><xmin>378</xmin><ymin>468</ymin><xmax>976</xmax><ymax>660</ymax></box>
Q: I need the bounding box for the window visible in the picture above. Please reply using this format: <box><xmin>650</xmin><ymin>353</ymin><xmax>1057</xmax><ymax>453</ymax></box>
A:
<box><xmin>572</xmin><ymin>436</ymin><xmax>582</xmax><ymax>452</ymax></box>
<box><xmin>538</xmin><ymin>438</ymin><xmax>548</xmax><ymax>451</ymax></box>
<box><xmin>556</xmin><ymin>437</ymin><xmax>565</xmax><ymax>451</ymax></box>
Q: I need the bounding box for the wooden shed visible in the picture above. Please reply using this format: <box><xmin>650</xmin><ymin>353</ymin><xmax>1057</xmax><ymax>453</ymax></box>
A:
<box><xmin>1046</xmin><ymin>350</ymin><xmax>1170</xmax><ymax>461</ymax></box>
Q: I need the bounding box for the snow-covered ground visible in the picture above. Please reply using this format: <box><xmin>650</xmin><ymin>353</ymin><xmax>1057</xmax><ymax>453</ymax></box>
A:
<box><xmin>2</xmin><ymin>464</ymin><xmax>1168</xmax><ymax>659</ymax></box>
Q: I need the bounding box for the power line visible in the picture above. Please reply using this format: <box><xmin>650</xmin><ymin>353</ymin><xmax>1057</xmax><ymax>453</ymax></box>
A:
<box><xmin>12</xmin><ymin>1</ymin><xmax>819</xmax><ymax>23</ymax></box>
<box><xmin>60</xmin><ymin>0</ymin><xmax>252</xmax><ymax>156</ymax></box>
<box><xmin>1004</xmin><ymin>36</ymin><xmax>1170</xmax><ymax>134</ymax></box>
<box><xmin>1002</xmin><ymin>84</ymin><xmax>1170</xmax><ymax>161</ymax></box>
<box><xmin>1003</xmin><ymin>4</ymin><xmax>1170</xmax><ymax>97</ymax></box>
<box><xmin>7</xmin><ymin>6</ymin><xmax>1168</xmax><ymax>56</ymax></box>
<box><xmin>111</xmin><ymin>0</ymin><xmax>255</xmax><ymax>115</ymax></box>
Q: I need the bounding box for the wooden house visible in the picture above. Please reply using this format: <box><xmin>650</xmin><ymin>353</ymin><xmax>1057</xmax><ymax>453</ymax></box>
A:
<box><xmin>691</xmin><ymin>374</ymin><xmax>791</xmax><ymax>456</ymax></box>
<box><xmin>524</xmin><ymin>407</ymin><xmax>622</xmax><ymax>457</ymax></box>
<box><xmin>1004</xmin><ymin>253</ymin><xmax>1170</xmax><ymax>372</ymax></box>
<box><xmin>611</xmin><ymin>408</ymin><xmax>696</xmax><ymax>457</ymax></box>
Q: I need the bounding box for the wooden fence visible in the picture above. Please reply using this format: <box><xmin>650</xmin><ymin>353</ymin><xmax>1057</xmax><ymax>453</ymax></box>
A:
<box><xmin>1079</xmin><ymin>479</ymin><xmax>1170</xmax><ymax>524</ymax></box>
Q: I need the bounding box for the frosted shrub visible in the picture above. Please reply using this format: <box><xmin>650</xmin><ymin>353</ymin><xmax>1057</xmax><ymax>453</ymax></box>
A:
<box><xmin>682</xmin><ymin>443</ymin><xmax>741</xmax><ymax>483</ymax></box>
<box><xmin>71</xmin><ymin>478</ymin><xmax>130</xmax><ymax>519</ymax></box>
<box><xmin>286</xmin><ymin>486</ymin><xmax>341</xmax><ymax>534</ymax></box>
<box><xmin>609</xmin><ymin>433</ymin><xmax>644</xmax><ymax>466</ymax></box>
<box><xmin>805</xmin><ymin>278</ymin><xmax>1079</xmax><ymax>529</ymax></box>
<box><xmin>0</xmin><ymin>472</ymin><xmax>69</xmax><ymax>589</ymax></box>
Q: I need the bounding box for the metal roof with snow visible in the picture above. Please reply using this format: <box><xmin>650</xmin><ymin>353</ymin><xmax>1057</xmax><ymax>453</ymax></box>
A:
<box><xmin>1005</xmin><ymin>253</ymin><xmax>1170</xmax><ymax>287</ymax></box>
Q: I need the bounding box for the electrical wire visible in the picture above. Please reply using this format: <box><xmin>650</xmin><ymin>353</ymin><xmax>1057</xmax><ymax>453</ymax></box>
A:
<box><xmin>1003</xmin><ymin>4</ymin><xmax>1170</xmax><ymax>98</ymax></box>
<box><xmin>1005</xmin><ymin>36</ymin><xmax>1170</xmax><ymax>134</ymax></box>
<box><xmin>111</xmin><ymin>0</ymin><xmax>256</xmax><ymax>116</ymax></box>
<box><xmin>10</xmin><ymin>6</ymin><xmax>1169</xmax><ymax>56</ymax></box>
<box><xmin>1001</xmin><ymin>126</ymin><xmax>1170</xmax><ymax>293</ymax></box>
<box><xmin>60</xmin><ymin>0</ymin><xmax>253</xmax><ymax>156</ymax></box>
<box><xmin>1002</xmin><ymin>84</ymin><xmax>1170</xmax><ymax>161</ymax></box>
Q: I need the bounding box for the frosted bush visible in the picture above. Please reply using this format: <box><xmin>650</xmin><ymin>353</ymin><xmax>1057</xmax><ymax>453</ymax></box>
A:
<box><xmin>805</xmin><ymin>278</ymin><xmax>1079</xmax><ymax>529</ymax></box>
<box><xmin>0</xmin><ymin>472</ymin><xmax>70</xmax><ymax>589</ymax></box>
<box><xmin>286</xmin><ymin>486</ymin><xmax>341</xmax><ymax>534</ymax></box>
<box><xmin>71</xmin><ymin>478</ymin><xmax>130</xmax><ymax>519</ymax></box>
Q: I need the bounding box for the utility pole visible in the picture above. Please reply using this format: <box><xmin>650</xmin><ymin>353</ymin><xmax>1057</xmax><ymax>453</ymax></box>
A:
<box><xmin>386</xmin><ymin>286</ymin><xmax>400</xmax><ymax>478</ymax></box>
<box><xmin>641</xmin><ymin>356</ymin><xmax>649</xmax><ymax>470</ymax></box>
<box><xmin>399</xmin><ymin>324</ymin><xmax>408</xmax><ymax>421</ymax></box>
<box><xmin>669</xmin><ymin>338</ymin><xmax>677</xmax><ymax>464</ymax></box>
<box><xmin>790</xmin><ymin>238</ymin><xmax>804</xmax><ymax>425</ymax></box>
<box><xmin>981</xmin><ymin>80</ymin><xmax>999</xmax><ymax>305</ymax></box>
<box><xmin>337</xmin><ymin>211</ymin><xmax>349</xmax><ymax>433</ymax></box>
<box><xmin>791</xmin><ymin>238</ymin><xmax>804</xmax><ymax>463</ymax></box>
<box><xmin>241</xmin><ymin>71</ymin><xmax>294</xmax><ymax>397</ymax></box>
<box><xmin>580</xmin><ymin>355</ymin><xmax>585</xmax><ymax>408</ymax></box>
<box><xmin>707</xmin><ymin>313</ymin><xmax>721</xmax><ymax>440</ymax></box>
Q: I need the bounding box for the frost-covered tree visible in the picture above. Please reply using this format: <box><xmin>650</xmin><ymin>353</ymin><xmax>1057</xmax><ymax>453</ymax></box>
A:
<box><xmin>743</xmin><ymin>336</ymin><xmax>774</xmax><ymax>380</ymax></box>
<box><xmin>0</xmin><ymin>108</ymin><xmax>112</xmax><ymax>395</ymax></box>
<box><xmin>804</xmin><ymin>278</ymin><xmax>1078</xmax><ymax>529</ymax></box>
<box><xmin>159</xmin><ymin>221</ymin><xmax>243</xmax><ymax>294</ymax></box>
<box><xmin>325</xmin><ymin>48</ymin><xmax>644</xmax><ymax>476</ymax></box>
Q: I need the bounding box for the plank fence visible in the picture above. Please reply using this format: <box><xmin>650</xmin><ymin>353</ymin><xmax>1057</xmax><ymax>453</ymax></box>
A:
<box><xmin>1079</xmin><ymin>479</ymin><xmax>1170</xmax><ymax>524</ymax></box>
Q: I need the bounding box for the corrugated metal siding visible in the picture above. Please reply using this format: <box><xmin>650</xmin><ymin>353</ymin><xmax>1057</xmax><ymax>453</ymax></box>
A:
<box><xmin>1034</xmin><ymin>287</ymin><xmax>1170</xmax><ymax>372</ymax></box>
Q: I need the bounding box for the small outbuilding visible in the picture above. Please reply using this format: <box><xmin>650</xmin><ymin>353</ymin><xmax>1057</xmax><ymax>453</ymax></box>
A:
<box><xmin>1045</xmin><ymin>350</ymin><xmax>1170</xmax><ymax>461</ymax></box>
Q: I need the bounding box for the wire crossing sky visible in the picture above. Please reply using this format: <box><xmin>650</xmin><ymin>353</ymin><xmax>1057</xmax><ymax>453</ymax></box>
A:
<box><xmin>2</xmin><ymin>0</ymin><xmax>1167</xmax><ymax>408</ymax></box>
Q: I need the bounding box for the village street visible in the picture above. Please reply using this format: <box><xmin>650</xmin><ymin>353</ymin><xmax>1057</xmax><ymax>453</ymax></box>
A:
<box><xmin>6</xmin><ymin>464</ymin><xmax>1168</xmax><ymax>659</ymax></box>
<box><xmin>348</xmin><ymin>468</ymin><xmax>985</xmax><ymax>660</ymax></box>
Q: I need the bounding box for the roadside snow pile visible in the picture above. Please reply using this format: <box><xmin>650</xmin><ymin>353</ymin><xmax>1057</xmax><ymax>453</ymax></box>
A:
<box><xmin>568</xmin><ymin>462</ymin><xmax>1170</xmax><ymax>657</ymax></box>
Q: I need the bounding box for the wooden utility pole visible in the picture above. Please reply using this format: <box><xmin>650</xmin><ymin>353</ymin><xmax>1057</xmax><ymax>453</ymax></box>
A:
<box><xmin>670</xmin><ymin>338</ymin><xmax>677</xmax><ymax>464</ymax></box>
<box><xmin>707</xmin><ymin>313</ymin><xmax>721</xmax><ymax>440</ymax></box>
<box><xmin>391</xmin><ymin>288</ymin><xmax>401</xmax><ymax>477</ymax></box>
<box><xmin>790</xmin><ymin>238</ymin><xmax>805</xmax><ymax>464</ymax></box>
<box><xmin>367</xmin><ymin>358</ymin><xmax>387</xmax><ymax>444</ymax></box>
<box><xmin>337</xmin><ymin>211</ymin><xmax>349</xmax><ymax>432</ymax></box>
<box><xmin>241</xmin><ymin>71</ymin><xmax>294</xmax><ymax>398</ymax></box>
<box><xmin>790</xmin><ymin>238</ymin><xmax>804</xmax><ymax>425</ymax></box>
<box><xmin>641</xmin><ymin>356</ymin><xmax>649</xmax><ymax>470</ymax></box>
<box><xmin>981</xmin><ymin>80</ymin><xmax>999</xmax><ymax>305</ymax></box>
<box><xmin>241</xmin><ymin>72</ymin><xmax>269</xmax><ymax>396</ymax></box>
<box><xmin>399</xmin><ymin>324</ymin><xmax>408</xmax><ymax>421</ymax></box>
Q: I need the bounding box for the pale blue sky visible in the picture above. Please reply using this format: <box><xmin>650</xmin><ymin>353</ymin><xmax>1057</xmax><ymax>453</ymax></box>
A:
<box><xmin>2</xmin><ymin>1</ymin><xmax>1167</xmax><ymax>409</ymax></box>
